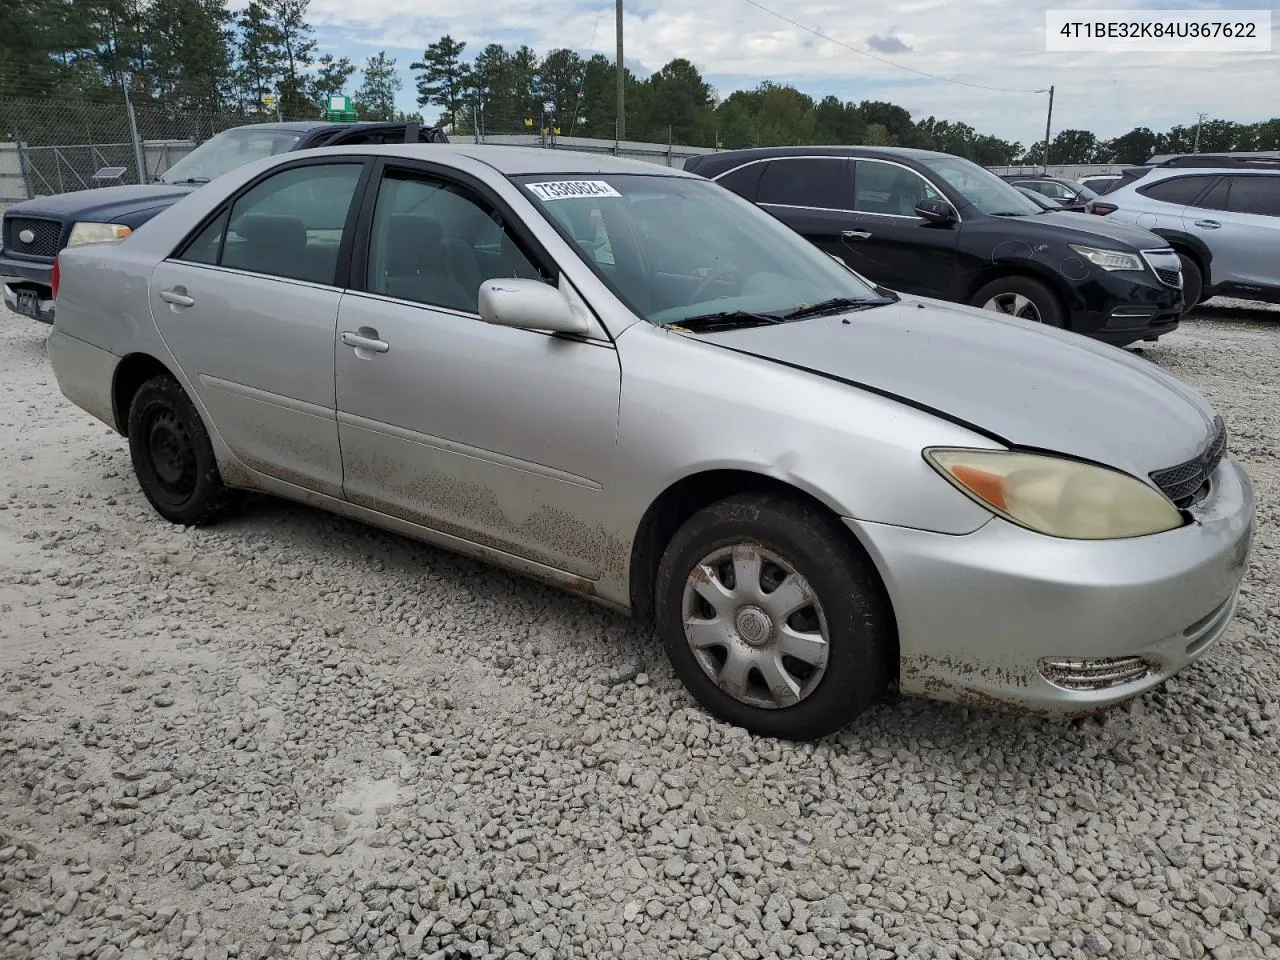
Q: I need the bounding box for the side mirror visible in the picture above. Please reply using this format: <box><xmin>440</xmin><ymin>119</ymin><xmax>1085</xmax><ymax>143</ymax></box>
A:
<box><xmin>477</xmin><ymin>278</ymin><xmax>589</xmax><ymax>336</ymax></box>
<box><xmin>915</xmin><ymin>198</ymin><xmax>957</xmax><ymax>225</ymax></box>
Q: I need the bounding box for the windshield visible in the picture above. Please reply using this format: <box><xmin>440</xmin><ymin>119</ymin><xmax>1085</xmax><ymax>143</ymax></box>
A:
<box><xmin>1063</xmin><ymin>178</ymin><xmax>1100</xmax><ymax>200</ymax></box>
<box><xmin>158</xmin><ymin>128</ymin><xmax>302</xmax><ymax>184</ymax></box>
<box><xmin>513</xmin><ymin>174</ymin><xmax>883</xmax><ymax>326</ymax></box>
<box><xmin>923</xmin><ymin>156</ymin><xmax>1045</xmax><ymax>216</ymax></box>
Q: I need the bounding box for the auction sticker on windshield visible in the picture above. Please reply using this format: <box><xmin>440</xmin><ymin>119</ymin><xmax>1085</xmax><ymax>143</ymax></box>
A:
<box><xmin>526</xmin><ymin>180</ymin><xmax>622</xmax><ymax>201</ymax></box>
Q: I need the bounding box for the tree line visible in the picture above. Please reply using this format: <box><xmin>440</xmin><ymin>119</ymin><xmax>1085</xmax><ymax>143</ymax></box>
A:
<box><xmin>2</xmin><ymin>4</ymin><xmax>1277</xmax><ymax>165</ymax></box>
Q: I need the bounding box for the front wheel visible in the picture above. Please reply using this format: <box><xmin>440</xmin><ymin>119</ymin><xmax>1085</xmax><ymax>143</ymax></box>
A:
<box><xmin>1176</xmin><ymin>253</ymin><xmax>1203</xmax><ymax>316</ymax></box>
<box><xmin>654</xmin><ymin>493</ymin><xmax>896</xmax><ymax>740</ymax></box>
<box><xmin>970</xmin><ymin>275</ymin><xmax>1066</xmax><ymax>328</ymax></box>
<box><xmin>127</xmin><ymin>374</ymin><xmax>241</xmax><ymax>525</ymax></box>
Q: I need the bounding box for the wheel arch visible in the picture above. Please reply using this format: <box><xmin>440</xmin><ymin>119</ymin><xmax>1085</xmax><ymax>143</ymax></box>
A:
<box><xmin>963</xmin><ymin>262</ymin><xmax>1072</xmax><ymax>321</ymax></box>
<box><xmin>111</xmin><ymin>352</ymin><xmax>177</xmax><ymax>435</ymax></box>
<box><xmin>626</xmin><ymin>468</ymin><xmax>900</xmax><ymax>668</ymax></box>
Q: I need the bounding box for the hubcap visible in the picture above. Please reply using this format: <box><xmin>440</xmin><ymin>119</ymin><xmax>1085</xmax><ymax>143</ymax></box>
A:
<box><xmin>681</xmin><ymin>543</ymin><xmax>830</xmax><ymax>710</ymax></box>
<box><xmin>982</xmin><ymin>292</ymin><xmax>1042</xmax><ymax>323</ymax></box>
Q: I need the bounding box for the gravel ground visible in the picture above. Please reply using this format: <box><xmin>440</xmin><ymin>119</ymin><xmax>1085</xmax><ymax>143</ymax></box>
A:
<box><xmin>2</xmin><ymin>299</ymin><xmax>1280</xmax><ymax>960</ymax></box>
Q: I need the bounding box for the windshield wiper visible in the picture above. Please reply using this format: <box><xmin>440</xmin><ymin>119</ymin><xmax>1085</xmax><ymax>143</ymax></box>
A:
<box><xmin>669</xmin><ymin>310</ymin><xmax>786</xmax><ymax>332</ymax></box>
<box><xmin>781</xmin><ymin>296</ymin><xmax>897</xmax><ymax>320</ymax></box>
<box><xmin>161</xmin><ymin>176</ymin><xmax>211</xmax><ymax>184</ymax></box>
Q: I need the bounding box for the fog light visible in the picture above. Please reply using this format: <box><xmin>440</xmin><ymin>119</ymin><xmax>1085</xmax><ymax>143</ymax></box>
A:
<box><xmin>1040</xmin><ymin>656</ymin><xmax>1153</xmax><ymax>691</ymax></box>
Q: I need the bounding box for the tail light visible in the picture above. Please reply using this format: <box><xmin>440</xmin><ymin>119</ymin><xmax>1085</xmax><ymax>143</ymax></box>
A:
<box><xmin>1086</xmin><ymin>201</ymin><xmax>1118</xmax><ymax>216</ymax></box>
<box><xmin>51</xmin><ymin>256</ymin><xmax>60</xmax><ymax>300</ymax></box>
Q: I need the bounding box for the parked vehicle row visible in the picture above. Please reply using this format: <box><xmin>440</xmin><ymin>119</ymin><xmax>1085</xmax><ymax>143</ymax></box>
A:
<box><xmin>44</xmin><ymin>143</ymin><xmax>1255</xmax><ymax>739</ymax></box>
<box><xmin>1</xmin><ymin>120</ymin><xmax>448</xmax><ymax>323</ymax></box>
<box><xmin>683</xmin><ymin>146</ymin><xmax>1186</xmax><ymax>345</ymax></box>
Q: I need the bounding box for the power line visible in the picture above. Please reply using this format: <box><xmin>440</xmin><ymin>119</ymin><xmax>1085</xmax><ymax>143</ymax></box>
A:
<box><xmin>741</xmin><ymin>0</ymin><xmax>1048</xmax><ymax>95</ymax></box>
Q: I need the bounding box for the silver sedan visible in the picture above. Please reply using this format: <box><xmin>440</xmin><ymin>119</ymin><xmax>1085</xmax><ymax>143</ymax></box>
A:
<box><xmin>45</xmin><ymin>144</ymin><xmax>1255</xmax><ymax>740</ymax></box>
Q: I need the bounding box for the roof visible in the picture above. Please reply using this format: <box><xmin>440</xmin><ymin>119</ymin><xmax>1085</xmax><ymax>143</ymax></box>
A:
<box><xmin>682</xmin><ymin>144</ymin><xmax>956</xmax><ymax>176</ymax></box>
<box><xmin>334</xmin><ymin>143</ymin><xmax>699</xmax><ymax>177</ymax></box>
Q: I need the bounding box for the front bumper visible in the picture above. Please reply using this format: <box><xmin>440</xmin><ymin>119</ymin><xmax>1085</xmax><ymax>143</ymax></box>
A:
<box><xmin>1</xmin><ymin>252</ymin><xmax>55</xmax><ymax>322</ymax></box>
<box><xmin>1069</xmin><ymin>270</ymin><xmax>1183</xmax><ymax>346</ymax></box>
<box><xmin>849</xmin><ymin>455</ymin><xmax>1255</xmax><ymax>716</ymax></box>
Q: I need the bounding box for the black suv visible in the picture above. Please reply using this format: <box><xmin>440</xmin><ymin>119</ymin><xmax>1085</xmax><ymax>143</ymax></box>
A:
<box><xmin>684</xmin><ymin>146</ymin><xmax>1185</xmax><ymax>346</ymax></box>
<box><xmin>2</xmin><ymin>119</ymin><xmax>447</xmax><ymax>322</ymax></box>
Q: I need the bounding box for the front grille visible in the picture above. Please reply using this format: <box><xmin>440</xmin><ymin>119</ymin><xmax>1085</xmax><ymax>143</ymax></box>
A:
<box><xmin>1150</xmin><ymin>416</ymin><xmax>1226</xmax><ymax>507</ymax></box>
<box><xmin>1040</xmin><ymin>656</ymin><xmax>1153</xmax><ymax>691</ymax></box>
<box><xmin>1140</xmin><ymin>248</ymin><xmax>1183</xmax><ymax>289</ymax></box>
<box><xmin>3</xmin><ymin>216</ymin><xmax>63</xmax><ymax>260</ymax></box>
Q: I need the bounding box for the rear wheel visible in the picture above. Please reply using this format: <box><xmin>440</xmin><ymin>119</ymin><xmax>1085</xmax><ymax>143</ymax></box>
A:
<box><xmin>1176</xmin><ymin>253</ymin><xmax>1203</xmax><ymax>316</ymax></box>
<box><xmin>127</xmin><ymin>374</ymin><xmax>240</xmax><ymax>525</ymax></box>
<box><xmin>970</xmin><ymin>275</ymin><xmax>1066</xmax><ymax>328</ymax></box>
<box><xmin>654</xmin><ymin>493</ymin><xmax>895</xmax><ymax>740</ymax></box>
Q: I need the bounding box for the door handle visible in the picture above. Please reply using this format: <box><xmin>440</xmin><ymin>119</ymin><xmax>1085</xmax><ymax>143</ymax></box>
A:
<box><xmin>160</xmin><ymin>289</ymin><xmax>194</xmax><ymax>307</ymax></box>
<box><xmin>841</xmin><ymin>230</ymin><xmax>873</xmax><ymax>240</ymax></box>
<box><xmin>1193</xmin><ymin>220</ymin><xmax>1221</xmax><ymax>229</ymax></box>
<box><xmin>341</xmin><ymin>330</ymin><xmax>389</xmax><ymax>354</ymax></box>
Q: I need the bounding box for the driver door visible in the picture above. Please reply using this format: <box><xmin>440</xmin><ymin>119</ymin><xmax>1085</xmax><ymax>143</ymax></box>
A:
<box><xmin>334</xmin><ymin>163</ymin><xmax>622</xmax><ymax>578</ymax></box>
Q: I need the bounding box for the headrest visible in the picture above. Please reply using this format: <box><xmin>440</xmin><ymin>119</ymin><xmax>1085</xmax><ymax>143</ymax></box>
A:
<box><xmin>234</xmin><ymin>214</ymin><xmax>306</xmax><ymax>248</ymax></box>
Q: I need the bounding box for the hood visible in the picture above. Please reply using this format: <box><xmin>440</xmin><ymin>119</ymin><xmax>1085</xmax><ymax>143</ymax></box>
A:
<box><xmin>993</xmin><ymin>209</ymin><xmax>1168</xmax><ymax>250</ymax></box>
<box><xmin>695</xmin><ymin>298</ymin><xmax>1218</xmax><ymax>479</ymax></box>
<box><xmin>5</xmin><ymin>183</ymin><xmax>199</xmax><ymax>222</ymax></box>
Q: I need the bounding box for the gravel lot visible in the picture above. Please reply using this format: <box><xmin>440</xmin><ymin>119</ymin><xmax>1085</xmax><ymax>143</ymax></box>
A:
<box><xmin>3</xmin><ymin>300</ymin><xmax>1280</xmax><ymax>960</ymax></box>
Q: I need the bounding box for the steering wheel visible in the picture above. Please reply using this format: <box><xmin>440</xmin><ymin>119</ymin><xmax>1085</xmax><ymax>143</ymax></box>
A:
<box><xmin>688</xmin><ymin>265</ymin><xmax>744</xmax><ymax>305</ymax></box>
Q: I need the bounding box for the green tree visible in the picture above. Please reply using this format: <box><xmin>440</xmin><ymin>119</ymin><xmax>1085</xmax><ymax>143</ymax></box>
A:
<box><xmin>536</xmin><ymin>48</ymin><xmax>584</xmax><ymax>133</ymax></box>
<box><xmin>411</xmin><ymin>34</ymin><xmax>470</xmax><ymax>129</ymax></box>
<box><xmin>234</xmin><ymin>0</ymin><xmax>283</xmax><ymax>113</ymax></box>
<box><xmin>354</xmin><ymin>51</ymin><xmax>400</xmax><ymax>120</ymax></box>
<box><xmin>146</xmin><ymin>0</ymin><xmax>235</xmax><ymax>113</ymax></box>
<box><xmin>1100</xmin><ymin>126</ymin><xmax>1158</xmax><ymax>163</ymax></box>
<box><xmin>643</xmin><ymin>58</ymin><xmax>712</xmax><ymax>145</ymax></box>
<box><xmin>310</xmin><ymin>52</ymin><xmax>354</xmax><ymax>105</ymax></box>
<box><xmin>268</xmin><ymin>0</ymin><xmax>315</xmax><ymax>116</ymax></box>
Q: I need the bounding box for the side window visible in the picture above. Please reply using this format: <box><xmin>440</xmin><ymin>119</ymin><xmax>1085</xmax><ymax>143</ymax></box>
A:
<box><xmin>208</xmin><ymin>163</ymin><xmax>363</xmax><ymax>285</ymax></box>
<box><xmin>1196</xmin><ymin>177</ymin><xmax>1231</xmax><ymax>211</ymax></box>
<box><xmin>1139</xmin><ymin>175</ymin><xmax>1217</xmax><ymax>206</ymax></box>
<box><xmin>1225</xmin><ymin>176</ymin><xmax>1280</xmax><ymax>217</ymax></box>
<box><xmin>757</xmin><ymin>158</ymin><xmax>850</xmax><ymax>209</ymax></box>
<box><xmin>366</xmin><ymin>171</ymin><xmax>546</xmax><ymax>313</ymax></box>
<box><xmin>715</xmin><ymin>163</ymin><xmax>765</xmax><ymax>202</ymax></box>
<box><xmin>178</xmin><ymin>209</ymin><xmax>230</xmax><ymax>265</ymax></box>
<box><xmin>853</xmin><ymin>160</ymin><xmax>941</xmax><ymax>216</ymax></box>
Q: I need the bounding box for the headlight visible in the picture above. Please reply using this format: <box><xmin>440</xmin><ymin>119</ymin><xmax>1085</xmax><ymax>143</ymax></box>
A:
<box><xmin>67</xmin><ymin>222</ymin><xmax>133</xmax><ymax>246</ymax></box>
<box><xmin>1067</xmin><ymin>244</ymin><xmax>1143</xmax><ymax>272</ymax></box>
<box><xmin>924</xmin><ymin>448</ymin><xmax>1182</xmax><ymax>539</ymax></box>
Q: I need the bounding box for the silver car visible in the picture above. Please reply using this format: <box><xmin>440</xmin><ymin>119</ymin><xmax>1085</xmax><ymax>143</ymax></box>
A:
<box><xmin>45</xmin><ymin>144</ymin><xmax>1255</xmax><ymax>740</ymax></box>
<box><xmin>1089</xmin><ymin>163</ymin><xmax>1280</xmax><ymax>309</ymax></box>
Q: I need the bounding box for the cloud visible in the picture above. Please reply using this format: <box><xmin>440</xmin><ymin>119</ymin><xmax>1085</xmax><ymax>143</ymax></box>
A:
<box><xmin>866</xmin><ymin>34</ymin><xmax>912</xmax><ymax>54</ymax></box>
<box><xmin>305</xmin><ymin>0</ymin><xmax>1280</xmax><ymax>145</ymax></box>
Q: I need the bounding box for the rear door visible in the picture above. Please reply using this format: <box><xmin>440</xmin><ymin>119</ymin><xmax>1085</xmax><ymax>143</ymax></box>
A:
<box><xmin>753</xmin><ymin>157</ymin><xmax>853</xmax><ymax>260</ymax></box>
<box><xmin>1189</xmin><ymin>174</ymin><xmax>1280</xmax><ymax>294</ymax></box>
<box><xmin>147</xmin><ymin>158</ymin><xmax>369</xmax><ymax>497</ymax></box>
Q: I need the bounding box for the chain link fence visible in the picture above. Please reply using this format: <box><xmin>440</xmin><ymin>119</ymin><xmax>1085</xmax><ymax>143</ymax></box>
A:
<box><xmin>0</xmin><ymin>95</ymin><xmax>717</xmax><ymax>207</ymax></box>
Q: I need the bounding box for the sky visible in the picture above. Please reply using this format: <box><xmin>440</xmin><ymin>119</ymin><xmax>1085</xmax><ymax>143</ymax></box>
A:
<box><xmin>287</xmin><ymin>0</ymin><xmax>1279</xmax><ymax>148</ymax></box>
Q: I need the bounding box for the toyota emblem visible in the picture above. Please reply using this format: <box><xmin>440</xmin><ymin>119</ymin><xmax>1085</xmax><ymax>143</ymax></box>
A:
<box><xmin>18</xmin><ymin>229</ymin><xmax>35</xmax><ymax>244</ymax></box>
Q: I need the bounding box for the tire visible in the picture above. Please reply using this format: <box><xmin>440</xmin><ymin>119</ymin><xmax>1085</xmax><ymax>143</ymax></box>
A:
<box><xmin>126</xmin><ymin>374</ymin><xmax>240</xmax><ymax>525</ymax></box>
<box><xmin>1176</xmin><ymin>253</ymin><xmax>1203</xmax><ymax>316</ymax></box>
<box><xmin>969</xmin><ymin>275</ymin><xmax>1066</xmax><ymax>328</ymax></box>
<box><xmin>654</xmin><ymin>493</ymin><xmax>895</xmax><ymax>741</ymax></box>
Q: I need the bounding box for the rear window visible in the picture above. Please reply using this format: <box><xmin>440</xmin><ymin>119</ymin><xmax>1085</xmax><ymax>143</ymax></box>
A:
<box><xmin>714</xmin><ymin>163</ymin><xmax>765</xmax><ymax>202</ymax></box>
<box><xmin>1138</xmin><ymin>175</ymin><xmax>1217</xmax><ymax>205</ymax></box>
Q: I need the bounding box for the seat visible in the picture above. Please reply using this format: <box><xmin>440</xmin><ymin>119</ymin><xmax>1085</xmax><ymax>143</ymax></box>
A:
<box><xmin>225</xmin><ymin>214</ymin><xmax>314</xmax><ymax>281</ymax></box>
<box><xmin>380</xmin><ymin>214</ymin><xmax>473</xmax><ymax>312</ymax></box>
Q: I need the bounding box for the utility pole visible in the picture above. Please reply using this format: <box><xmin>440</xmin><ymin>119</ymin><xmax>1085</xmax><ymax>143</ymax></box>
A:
<box><xmin>1193</xmin><ymin>112</ymin><xmax>1207</xmax><ymax>153</ymax></box>
<box><xmin>615</xmin><ymin>0</ymin><xmax>626</xmax><ymax>144</ymax></box>
<box><xmin>1041</xmin><ymin>84</ymin><xmax>1054</xmax><ymax>174</ymax></box>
